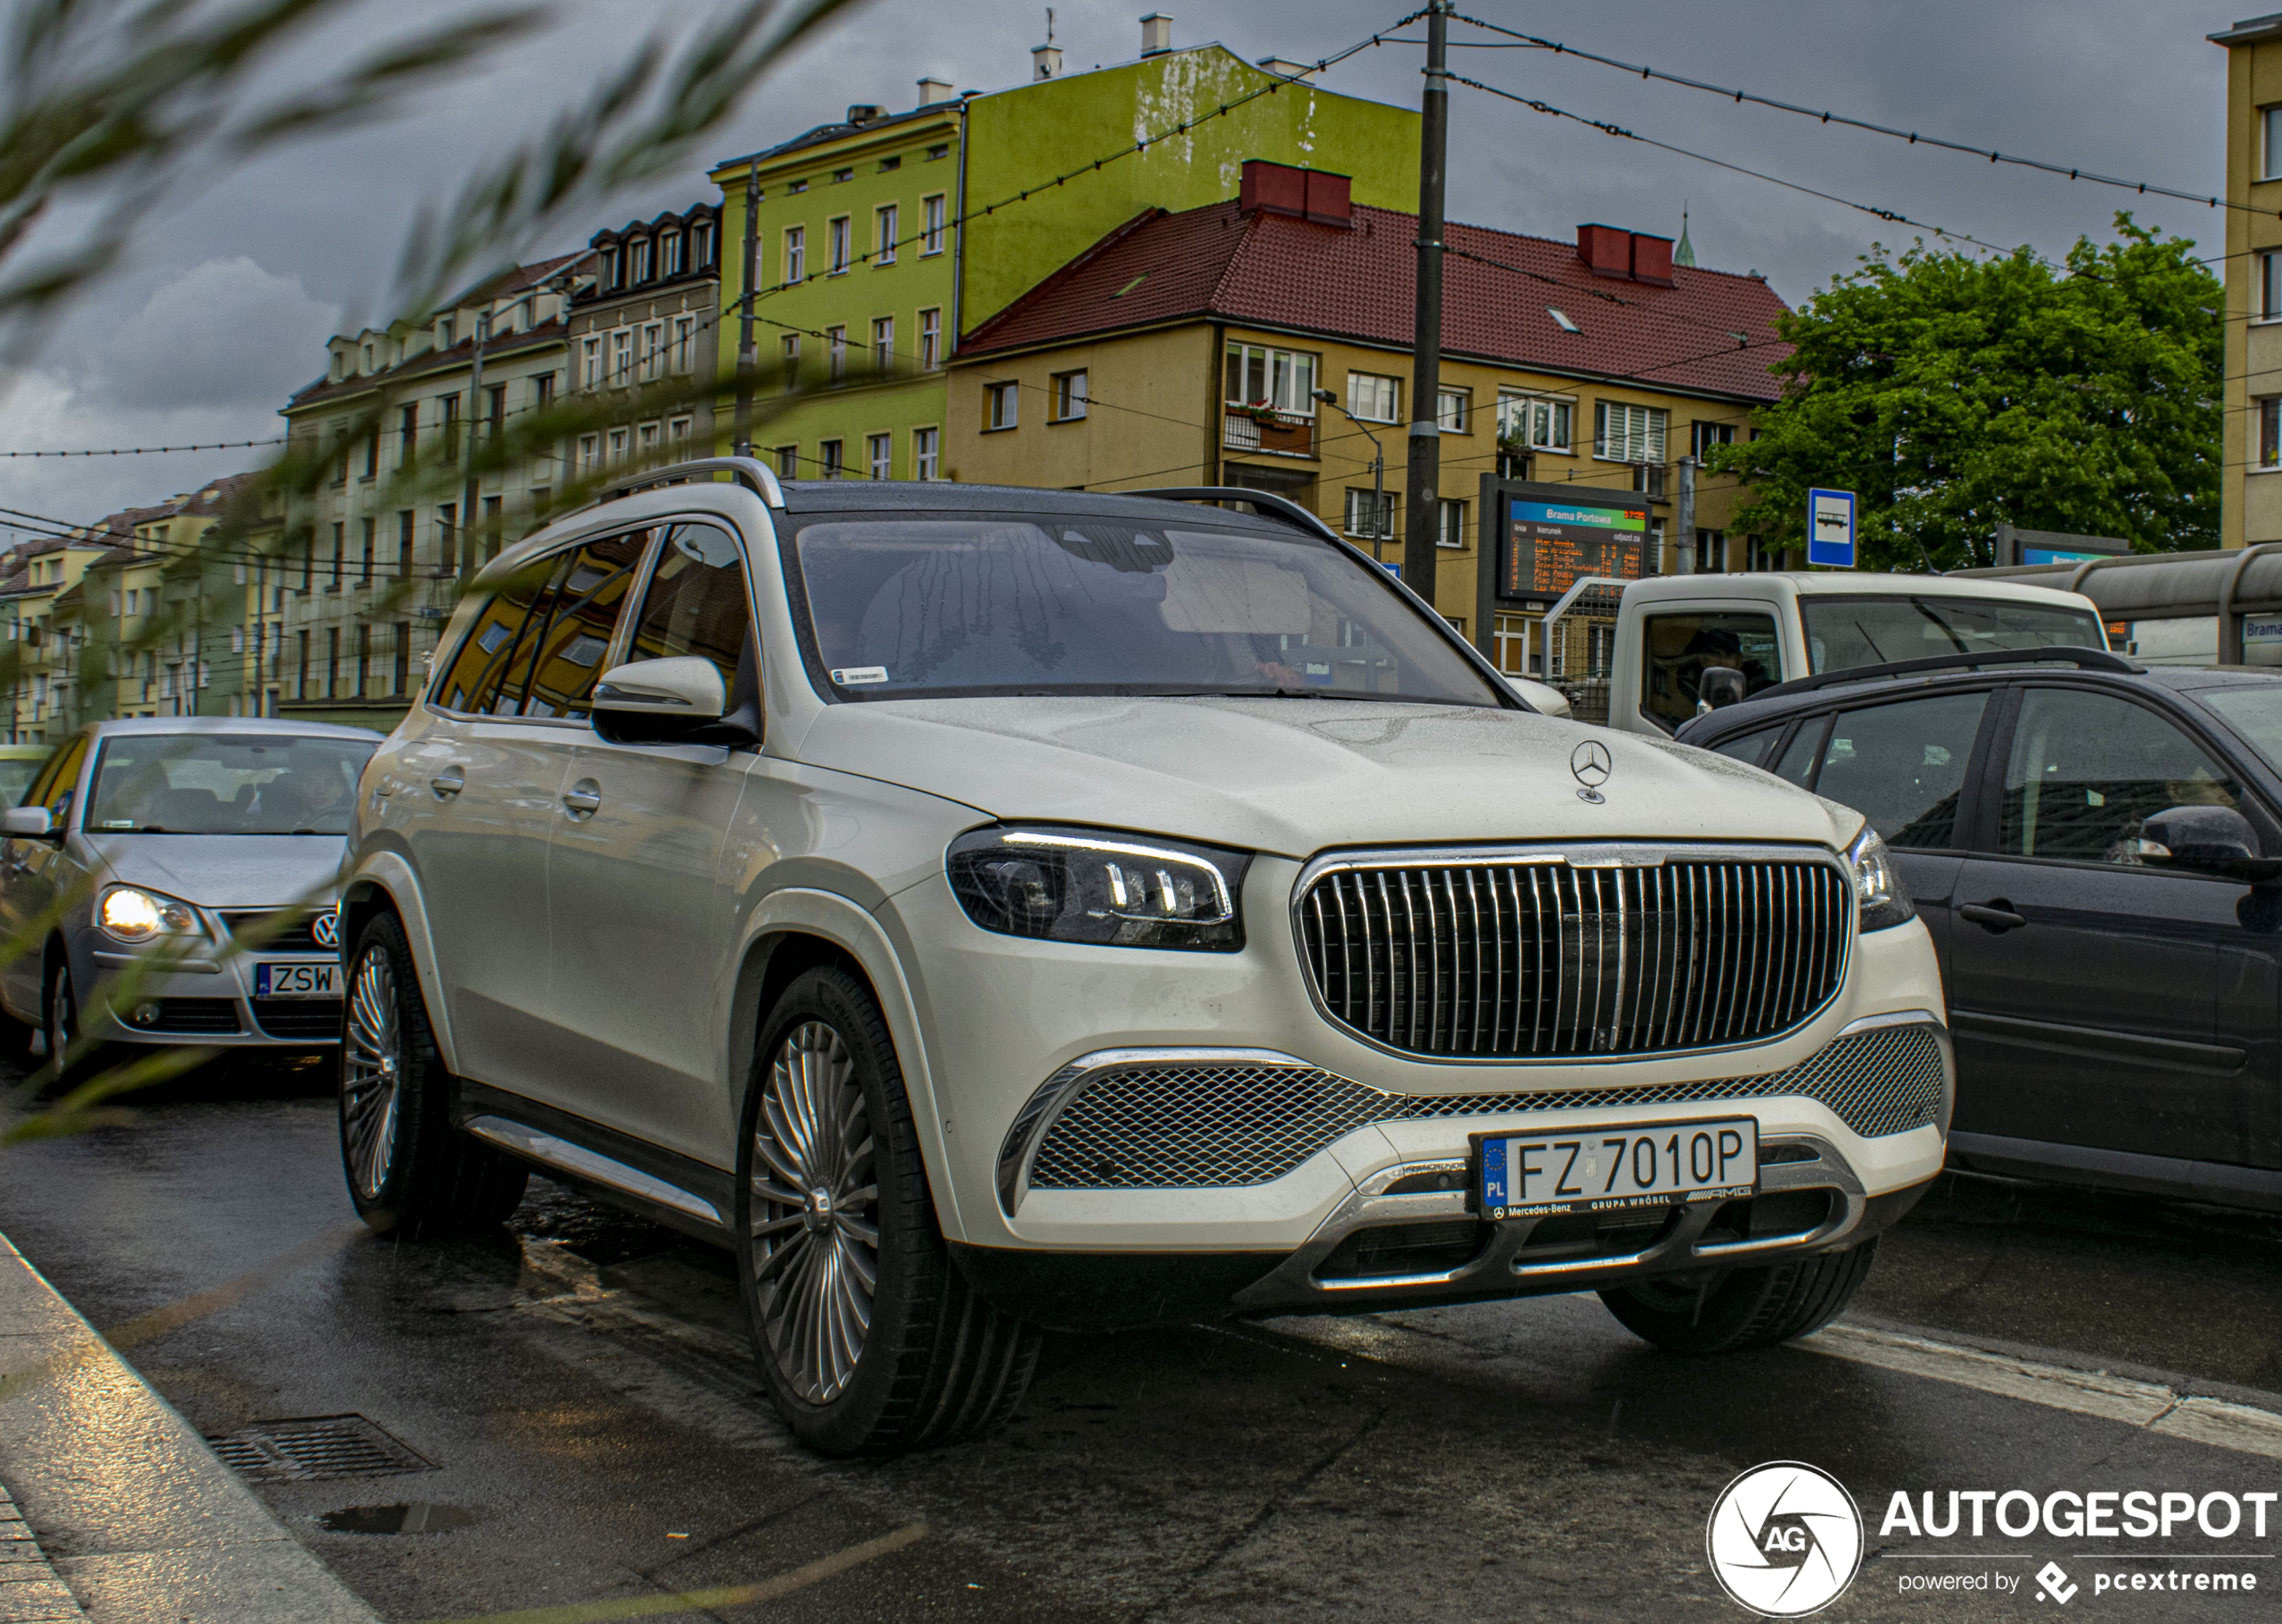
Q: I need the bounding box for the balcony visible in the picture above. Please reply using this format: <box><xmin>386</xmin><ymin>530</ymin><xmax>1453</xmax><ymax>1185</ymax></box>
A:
<box><xmin>1223</xmin><ymin>410</ymin><xmax>1314</xmax><ymax>458</ymax></box>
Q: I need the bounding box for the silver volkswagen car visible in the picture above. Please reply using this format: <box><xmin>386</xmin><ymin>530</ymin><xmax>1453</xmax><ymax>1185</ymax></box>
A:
<box><xmin>0</xmin><ymin>718</ymin><xmax>381</xmax><ymax>1059</ymax></box>
<box><xmin>338</xmin><ymin>461</ymin><xmax>1951</xmax><ymax>1457</ymax></box>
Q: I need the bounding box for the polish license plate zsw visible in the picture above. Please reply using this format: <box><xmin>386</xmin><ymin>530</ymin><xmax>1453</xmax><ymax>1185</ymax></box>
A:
<box><xmin>254</xmin><ymin>961</ymin><xmax>339</xmax><ymax>999</ymax></box>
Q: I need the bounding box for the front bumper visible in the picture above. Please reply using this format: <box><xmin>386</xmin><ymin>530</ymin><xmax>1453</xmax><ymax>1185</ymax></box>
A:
<box><xmin>80</xmin><ymin>938</ymin><xmax>341</xmax><ymax>1048</ymax></box>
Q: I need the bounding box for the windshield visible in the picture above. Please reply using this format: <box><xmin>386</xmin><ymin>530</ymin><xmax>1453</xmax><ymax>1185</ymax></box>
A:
<box><xmin>1801</xmin><ymin>596</ymin><xmax>2107</xmax><ymax>675</ymax></box>
<box><xmin>0</xmin><ymin>757</ymin><xmax>44</xmax><ymax>807</ymax></box>
<box><xmin>85</xmin><ymin>734</ymin><xmax>376</xmax><ymax>835</ymax></box>
<box><xmin>787</xmin><ymin>512</ymin><xmax>1503</xmax><ymax>705</ymax></box>
<box><xmin>2196</xmin><ymin>685</ymin><xmax>2282</xmax><ymax>778</ymax></box>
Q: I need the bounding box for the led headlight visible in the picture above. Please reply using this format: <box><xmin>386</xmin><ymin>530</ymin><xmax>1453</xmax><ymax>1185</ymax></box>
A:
<box><xmin>1845</xmin><ymin>824</ymin><xmax>1915</xmax><ymax>932</ymax></box>
<box><xmin>95</xmin><ymin>884</ymin><xmax>200</xmax><ymax>945</ymax></box>
<box><xmin>947</xmin><ymin>825</ymin><xmax>1252</xmax><ymax>951</ymax></box>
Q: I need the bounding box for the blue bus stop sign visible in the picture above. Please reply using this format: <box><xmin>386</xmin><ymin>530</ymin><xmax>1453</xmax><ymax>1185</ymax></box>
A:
<box><xmin>1808</xmin><ymin>489</ymin><xmax>1856</xmax><ymax>568</ymax></box>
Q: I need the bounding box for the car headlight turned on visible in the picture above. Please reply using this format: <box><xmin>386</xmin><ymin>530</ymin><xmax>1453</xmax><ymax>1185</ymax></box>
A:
<box><xmin>947</xmin><ymin>825</ymin><xmax>1252</xmax><ymax>950</ymax></box>
<box><xmin>1846</xmin><ymin>824</ymin><xmax>1915</xmax><ymax>932</ymax></box>
<box><xmin>96</xmin><ymin>884</ymin><xmax>201</xmax><ymax>945</ymax></box>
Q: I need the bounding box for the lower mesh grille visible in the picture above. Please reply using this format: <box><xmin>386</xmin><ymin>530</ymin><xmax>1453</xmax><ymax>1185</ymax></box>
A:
<box><xmin>1026</xmin><ymin>1025</ymin><xmax>1946</xmax><ymax>1191</ymax></box>
<box><xmin>131</xmin><ymin>997</ymin><xmax>241</xmax><ymax>1035</ymax></box>
<box><xmin>252</xmin><ymin>998</ymin><xmax>341</xmax><ymax>1039</ymax></box>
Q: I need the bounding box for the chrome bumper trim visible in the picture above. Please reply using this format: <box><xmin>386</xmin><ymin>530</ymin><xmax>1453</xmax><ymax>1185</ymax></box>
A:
<box><xmin>1228</xmin><ymin>1134</ymin><xmax>1869</xmax><ymax>1313</ymax></box>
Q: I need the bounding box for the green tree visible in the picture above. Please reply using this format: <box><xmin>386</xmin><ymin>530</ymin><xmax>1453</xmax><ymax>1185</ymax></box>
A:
<box><xmin>1707</xmin><ymin>216</ymin><xmax>2221</xmax><ymax>571</ymax></box>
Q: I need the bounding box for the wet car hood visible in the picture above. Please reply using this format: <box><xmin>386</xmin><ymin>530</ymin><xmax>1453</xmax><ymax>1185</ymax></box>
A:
<box><xmin>81</xmin><ymin>833</ymin><xmax>349</xmax><ymax>910</ymax></box>
<box><xmin>787</xmin><ymin>695</ymin><xmax>1861</xmax><ymax>858</ymax></box>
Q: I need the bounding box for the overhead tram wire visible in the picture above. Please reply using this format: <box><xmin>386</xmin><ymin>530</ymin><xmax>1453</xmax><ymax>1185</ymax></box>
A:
<box><xmin>1448</xmin><ymin>12</ymin><xmax>2282</xmax><ymax>225</ymax></box>
<box><xmin>0</xmin><ymin>435</ymin><xmax>288</xmax><ymax>459</ymax></box>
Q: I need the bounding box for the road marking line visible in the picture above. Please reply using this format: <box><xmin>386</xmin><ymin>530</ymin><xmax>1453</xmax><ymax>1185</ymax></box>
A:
<box><xmin>412</xmin><ymin>1521</ymin><xmax>927</xmax><ymax>1624</ymax></box>
<box><xmin>1800</xmin><ymin>1325</ymin><xmax>2282</xmax><ymax>1461</ymax></box>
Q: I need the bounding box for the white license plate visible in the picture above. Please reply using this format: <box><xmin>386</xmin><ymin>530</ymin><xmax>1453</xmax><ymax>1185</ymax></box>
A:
<box><xmin>1478</xmin><ymin>1116</ymin><xmax>1759</xmax><ymax>1219</ymax></box>
<box><xmin>254</xmin><ymin>961</ymin><xmax>339</xmax><ymax>999</ymax></box>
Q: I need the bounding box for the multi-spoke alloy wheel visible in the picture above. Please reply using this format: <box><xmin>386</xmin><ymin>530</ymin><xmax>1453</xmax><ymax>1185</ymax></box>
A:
<box><xmin>737</xmin><ymin>966</ymin><xmax>1040</xmax><ymax>1455</ymax></box>
<box><xmin>336</xmin><ymin>910</ymin><xmax>526</xmax><ymax>1238</ymax></box>
<box><xmin>341</xmin><ymin>942</ymin><xmax>403</xmax><ymax>1202</ymax></box>
<box><xmin>748</xmin><ymin>1019</ymin><xmax>880</xmax><ymax>1404</ymax></box>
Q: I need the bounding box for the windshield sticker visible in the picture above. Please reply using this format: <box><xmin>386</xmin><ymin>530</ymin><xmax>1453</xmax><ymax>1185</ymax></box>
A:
<box><xmin>831</xmin><ymin>666</ymin><xmax>889</xmax><ymax>686</ymax></box>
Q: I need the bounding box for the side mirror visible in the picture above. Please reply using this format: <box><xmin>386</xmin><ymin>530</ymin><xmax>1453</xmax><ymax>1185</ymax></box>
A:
<box><xmin>1696</xmin><ymin>666</ymin><xmax>1749</xmax><ymax>713</ymax></box>
<box><xmin>591</xmin><ymin>657</ymin><xmax>728</xmax><ymax>746</ymax></box>
<box><xmin>1</xmin><ymin>805</ymin><xmax>57</xmax><ymax>841</ymax></box>
<box><xmin>2136</xmin><ymin>804</ymin><xmax>2282</xmax><ymax>882</ymax></box>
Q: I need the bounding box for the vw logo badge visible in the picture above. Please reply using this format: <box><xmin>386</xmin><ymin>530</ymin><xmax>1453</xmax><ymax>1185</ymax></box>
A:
<box><xmin>1570</xmin><ymin>739</ymin><xmax>1612</xmax><ymax>804</ymax></box>
<box><xmin>312</xmin><ymin>911</ymin><xmax>341</xmax><ymax>950</ymax></box>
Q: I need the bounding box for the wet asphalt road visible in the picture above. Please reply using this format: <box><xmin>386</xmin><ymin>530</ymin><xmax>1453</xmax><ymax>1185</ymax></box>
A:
<box><xmin>3</xmin><ymin>1050</ymin><xmax>2280</xmax><ymax>1622</ymax></box>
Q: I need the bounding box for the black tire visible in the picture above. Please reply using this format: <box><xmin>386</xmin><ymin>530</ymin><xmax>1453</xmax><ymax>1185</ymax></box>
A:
<box><xmin>339</xmin><ymin>911</ymin><xmax>526</xmax><ymax>1238</ymax></box>
<box><xmin>1598</xmin><ymin>1240</ymin><xmax>1878</xmax><ymax>1355</ymax></box>
<box><xmin>41</xmin><ymin>948</ymin><xmax>91</xmax><ymax>1084</ymax></box>
<box><xmin>736</xmin><ymin>966</ymin><xmax>1040</xmax><ymax>1456</ymax></box>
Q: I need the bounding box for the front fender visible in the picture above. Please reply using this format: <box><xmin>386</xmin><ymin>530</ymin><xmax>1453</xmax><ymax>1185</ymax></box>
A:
<box><xmin>731</xmin><ymin>887</ymin><xmax>963</xmax><ymax>1242</ymax></box>
<box><xmin>341</xmin><ymin>851</ymin><xmax>463</xmax><ymax>1078</ymax></box>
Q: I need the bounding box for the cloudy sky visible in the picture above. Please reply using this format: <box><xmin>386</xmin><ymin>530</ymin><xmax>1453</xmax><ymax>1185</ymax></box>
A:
<box><xmin>0</xmin><ymin>0</ymin><xmax>2237</xmax><ymax>531</ymax></box>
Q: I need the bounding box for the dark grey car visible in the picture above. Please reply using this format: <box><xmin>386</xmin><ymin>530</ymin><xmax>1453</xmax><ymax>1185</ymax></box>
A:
<box><xmin>1679</xmin><ymin>648</ymin><xmax>2282</xmax><ymax>1212</ymax></box>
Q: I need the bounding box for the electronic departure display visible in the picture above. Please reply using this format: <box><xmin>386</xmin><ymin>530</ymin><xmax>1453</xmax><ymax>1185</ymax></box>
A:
<box><xmin>1499</xmin><ymin>498</ymin><xmax>1647</xmax><ymax>600</ymax></box>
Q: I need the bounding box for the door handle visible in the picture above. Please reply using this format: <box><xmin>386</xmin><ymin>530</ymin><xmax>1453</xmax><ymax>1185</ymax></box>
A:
<box><xmin>429</xmin><ymin>766</ymin><xmax>464</xmax><ymax>799</ymax></box>
<box><xmin>1960</xmin><ymin>901</ymin><xmax>2027</xmax><ymax>932</ymax></box>
<box><xmin>562</xmin><ymin>782</ymin><xmax>601</xmax><ymax>817</ymax></box>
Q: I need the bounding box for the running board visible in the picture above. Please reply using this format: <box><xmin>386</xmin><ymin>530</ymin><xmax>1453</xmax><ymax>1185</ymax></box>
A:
<box><xmin>464</xmin><ymin>1115</ymin><xmax>725</xmax><ymax>1228</ymax></box>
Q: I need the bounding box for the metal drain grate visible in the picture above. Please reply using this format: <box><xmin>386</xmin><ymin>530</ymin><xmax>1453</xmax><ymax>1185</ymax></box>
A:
<box><xmin>206</xmin><ymin>1416</ymin><xmax>435</xmax><ymax>1483</ymax></box>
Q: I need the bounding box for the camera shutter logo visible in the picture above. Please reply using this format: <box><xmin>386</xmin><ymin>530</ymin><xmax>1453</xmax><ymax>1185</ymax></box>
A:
<box><xmin>1571</xmin><ymin>739</ymin><xmax>1612</xmax><ymax>803</ymax></box>
<box><xmin>1705</xmin><ymin>1461</ymin><xmax>1863</xmax><ymax>1617</ymax></box>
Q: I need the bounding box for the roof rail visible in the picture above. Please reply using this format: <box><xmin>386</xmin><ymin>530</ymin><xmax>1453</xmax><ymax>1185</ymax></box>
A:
<box><xmin>598</xmin><ymin>456</ymin><xmax>784</xmax><ymax>509</ymax></box>
<box><xmin>1755</xmin><ymin>644</ymin><xmax>2142</xmax><ymax>702</ymax></box>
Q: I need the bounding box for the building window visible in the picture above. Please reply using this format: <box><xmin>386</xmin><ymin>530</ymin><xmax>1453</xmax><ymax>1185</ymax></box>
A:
<box><xmin>2263</xmin><ymin>252</ymin><xmax>2282</xmax><ymax>321</ymax></box>
<box><xmin>1595</xmin><ymin>401</ymin><xmax>1668</xmax><ymax>464</ymax></box>
<box><xmin>641</xmin><ymin>322</ymin><xmax>665</xmax><ymax>380</ymax></box>
<box><xmin>535</xmin><ymin>372</ymin><xmax>554</xmax><ymax>408</ymax></box>
<box><xmin>326</xmin><ymin>625</ymin><xmax>341</xmax><ymax>698</ymax></box>
<box><xmin>1436</xmin><ymin>389</ymin><xmax>1470</xmax><ymax>433</ymax></box>
<box><xmin>781</xmin><ymin>331</ymin><xmax>800</xmax><ymax>392</ymax></box>
<box><xmin>674</xmin><ymin>316</ymin><xmax>695</xmax><ymax>372</ymax></box>
<box><xmin>614</xmin><ymin>329</ymin><xmax>632</xmax><ymax>384</ymax></box>
<box><xmin>668</xmin><ymin>417</ymin><xmax>690</xmax><ymax>444</ymax></box>
<box><xmin>828</xmin><ymin>216</ymin><xmax>851</xmax><ymax>274</ymax></box>
<box><xmin>398</xmin><ymin>510</ymin><xmax>415</xmax><ymax>577</ymax></box>
<box><xmin>774</xmin><ymin>446</ymin><xmax>799</xmax><ymax>479</ymax></box>
<box><xmin>579</xmin><ymin>433</ymin><xmax>599</xmax><ymax>470</ymax></box>
<box><xmin>581</xmin><ymin>336</ymin><xmax>601</xmax><ymax>387</ymax></box>
<box><xmin>926</xmin><ymin>143</ymin><xmax>948</xmax><ymax>160</ymax></box>
<box><xmin>1437</xmin><ymin>498</ymin><xmax>1466</xmax><ymax>549</ymax></box>
<box><xmin>630</xmin><ymin>238</ymin><xmax>652</xmax><ymax>284</ymax></box>
<box><xmin>1050</xmin><ymin>370</ymin><xmax>1088</xmax><ymax>421</ymax></box>
<box><xmin>831</xmin><ymin>167</ymin><xmax>852</xmax><ymax>183</ymax></box>
<box><xmin>922</xmin><ymin>194</ymin><xmax>946</xmax><ymax>255</ymax></box>
<box><xmin>394</xmin><ymin>622</ymin><xmax>411</xmax><ymax>695</ymax></box>
<box><xmin>296</xmin><ymin>631</ymin><xmax>309</xmax><ymax>699</ymax></box>
<box><xmin>356</xmin><ymin>622</ymin><xmax>371</xmax><ymax>697</ymax></box>
<box><xmin>609</xmin><ymin>427</ymin><xmax>628</xmax><ymax>462</ymax></box>
<box><xmin>484</xmin><ymin>383</ymin><xmax>506</xmax><ymax>441</ymax></box>
<box><xmin>362</xmin><ymin>431</ymin><xmax>378</xmax><ymax>480</ymax></box>
<box><xmin>1347</xmin><ymin>373</ymin><xmax>1401</xmax><ymax>423</ymax></box>
<box><xmin>871</xmin><ymin>315</ymin><xmax>894</xmax><ymax>375</ymax></box>
<box><xmin>597</xmin><ymin>249</ymin><xmax>617</xmax><ymax>290</ymax></box>
<box><xmin>819</xmin><ymin>439</ymin><xmax>844</xmax><ymax>479</ymax></box>
<box><xmin>1694</xmin><ymin>529</ymin><xmax>1728</xmax><ymax>573</ymax></box>
<box><xmin>638</xmin><ymin>423</ymin><xmax>659</xmax><ymax>455</ymax></box>
<box><xmin>694</xmin><ymin>220</ymin><xmax>714</xmax><ymax>266</ymax></box>
<box><xmin>1498</xmin><ymin>393</ymin><xmax>1572</xmax><ymax>453</ymax></box>
<box><xmin>2268</xmin><ymin>105</ymin><xmax>2282</xmax><ymax>180</ymax></box>
<box><xmin>914</xmin><ymin>426</ymin><xmax>939</xmax><ymax>481</ymax></box>
<box><xmin>330</xmin><ymin>522</ymin><xmax>345</xmax><ymax>587</ymax></box>
<box><xmin>875</xmin><ymin>204</ymin><xmax>898</xmax><ymax>264</ymax></box>
<box><xmin>1493</xmin><ymin>613</ymin><xmax>1529</xmax><ymax>675</ymax></box>
<box><xmin>661</xmin><ymin>230</ymin><xmax>684</xmax><ymax>278</ymax></box>
<box><xmin>399</xmin><ymin>403</ymin><xmax>418</xmax><ymax>462</ymax></box>
<box><xmin>2262</xmin><ymin>398</ymin><xmax>2282</xmax><ymax>470</ymax></box>
<box><xmin>1223</xmin><ymin>343</ymin><xmax>1317</xmax><ymax>415</ymax></box>
<box><xmin>1691</xmin><ymin>419</ymin><xmax>1736</xmax><ymax>461</ymax></box>
<box><xmin>783</xmin><ymin>226</ymin><xmax>805</xmax><ymax>285</ymax></box>
<box><xmin>827</xmin><ymin>325</ymin><xmax>846</xmax><ymax>382</ymax></box>
<box><xmin>986</xmin><ymin>381</ymin><xmax>1019</xmax><ymax>430</ymax></box>
<box><xmin>868</xmin><ymin>433</ymin><xmax>892</xmax><ymax>481</ymax></box>
<box><xmin>1344</xmin><ymin>489</ymin><xmax>1394</xmax><ymax>540</ymax></box>
<box><xmin>360</xmin><ymin>516</ymin><xmax>376</xmax><ymax>586</ymax></box>
<box><xmin>919</xmin><ymin>307</ymin><xmax>942</xmax><ymax>369</ymax></box>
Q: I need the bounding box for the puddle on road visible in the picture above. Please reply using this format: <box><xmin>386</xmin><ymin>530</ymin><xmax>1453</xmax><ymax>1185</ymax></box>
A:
<box><xmin>317</xmin><ymin>1502</ymin><xmax>478</xmax><ymax>1535</ymax></box>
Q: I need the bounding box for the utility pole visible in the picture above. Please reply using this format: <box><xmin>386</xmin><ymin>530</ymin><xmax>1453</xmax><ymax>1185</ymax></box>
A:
<box><xmin>1676</xmin><ymin>456</ymin><xmax>1697</xmax><ymax>575</ymax></box>
<box><xmin>734</xmin><ymin>163</ymin><xmax>761</xmax><ymax>457</ymax></box>
<box><xmin>1403</xmin><ymin>0</ymin><xmax>1452</xmax><ymax>603</ymax></box>
<box><xmin>460</xmin><ymin>307</ymin><xmax>487</xmax><ymax>579</ymax></box>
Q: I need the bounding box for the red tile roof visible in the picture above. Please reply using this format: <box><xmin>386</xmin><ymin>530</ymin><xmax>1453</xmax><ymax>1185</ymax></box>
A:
<box><xmin>961</xmin><ymin>199</ymin><xmax>1792</xmax><ymax>402</ymax></box>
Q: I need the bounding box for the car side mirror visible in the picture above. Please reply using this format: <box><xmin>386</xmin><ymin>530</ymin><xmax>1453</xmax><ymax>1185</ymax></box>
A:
<box><xmin>2136</xmin><ymin>804</ymin><xmax>2282</xmax><ymax>882</ymax></box>
<box><xmin>1</xmin><ymin>805</ymin><xmax>58</xmax><ymax>841</ymax></box>
<box><xmin>591</xmin><ymin>657</ymin><xmax>728</xmax><ymax>746</ymax></box>
<box><xmin>1696</xmin><ymin>666</ymin><xmax>1748</xmax><ymax>713</ymax></box>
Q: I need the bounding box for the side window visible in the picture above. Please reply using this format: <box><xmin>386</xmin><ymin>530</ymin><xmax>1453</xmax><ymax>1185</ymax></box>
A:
<box><xmin>625</xmin><ymin>523</ymin><xmax>752</xmax><ymax>690</ymax></box>
<box><xmin>31</xmin><ymin>737</ymin><xmax>87</xmax><ymax>825</ymax></box>
<box><xmin>1706</xmin><ymin>724</ymin><xmax>1782</xmax><ymax>767</ymax></box>
<box><xmin>1999</xmin><ymin>689</ymin><xmax>2244</xmax><ymax>864</ymax></box>
<box><xmin>1771</xmin><ymin>717</ymin><xmax>1826</xmax><ymax>787</ymax></box>
<box><xmin>1641</xmin><ymin>612</ymin><xmax>1782</xmax><ymax>729</ymax></box>
<box><xmin>517</xmin><ymin>534</ymin><xmax>648</xmax><ymax>719</ymax></box>
<box><xmin>433</xmin><ymin>563</ymin><xmax>558</xmax><ymax>716</ymax></box>
<box><xmin>1811</xmin><ymin>692</ymin><xmax>1988</xmax><ymax>850</ymax></box>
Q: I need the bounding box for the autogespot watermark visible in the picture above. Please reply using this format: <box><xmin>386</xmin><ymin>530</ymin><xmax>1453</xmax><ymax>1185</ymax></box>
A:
<box><xmin>1706</xmin><ymin>1461</ymin><xmax>1865</xmax><ymax>1617</ymax></box>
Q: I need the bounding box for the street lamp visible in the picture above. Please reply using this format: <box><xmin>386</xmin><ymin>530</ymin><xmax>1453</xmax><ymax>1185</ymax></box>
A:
<box><xmin>1312</xmin><ymin>387</ymin><xmax>1389</xmax><ymax>559</ymax></box>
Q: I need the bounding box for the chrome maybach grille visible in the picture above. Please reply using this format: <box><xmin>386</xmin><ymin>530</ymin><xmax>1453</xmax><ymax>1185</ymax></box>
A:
<box><xmin>1296</xmin><ymin>852</ymin><xmax>1851</xmax><ymax>1060</ymax></box>
<box><xmin>1026</xmin><ymin>1024</ymin><xmax>1947</xmax><ymax>1192</ymax></box>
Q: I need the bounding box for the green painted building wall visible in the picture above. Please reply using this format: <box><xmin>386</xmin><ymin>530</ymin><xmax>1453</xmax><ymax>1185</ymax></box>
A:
<box><xmin>709</xmin><ymin>47</ymin><xmax>1417</xmax><ymax>485</ymax></box>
